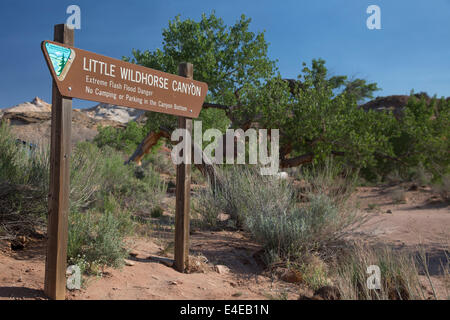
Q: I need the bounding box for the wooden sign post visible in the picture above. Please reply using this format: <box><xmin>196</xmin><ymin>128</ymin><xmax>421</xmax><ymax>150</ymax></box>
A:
<box><xmin>174</xmin><ymin>63</ymin><xmax>193</xmax><ymax>272</ymax></box>
<box><xmin>42</xmin><ymin>24</ymin><xmax>207</xmax><ymax>299</ymax></box>
<box><xmin>44</xmin><ymin>24</ymin><xmax>73</xmax><ymax>300</ymax></box>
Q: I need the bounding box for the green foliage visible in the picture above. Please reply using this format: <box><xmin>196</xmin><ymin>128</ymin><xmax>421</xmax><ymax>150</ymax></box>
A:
<box><xmin>393</xmin><ymin>95</ymin><xmax>449</xmax><ymax>178</ymax></box>
<box><xmin>73</xmin><ymin>142</ymin><xmax>166</xmax><ymax>216</ymax></box>
<box><xmin>123</xmin><ymin>12</ymin><xmax>447</xmax><ymax>183</ymax></box>
<box><xmin>0</xmin><ymin>122</ymin><xmax>165</xmax><ymax>272</ymax></box>
<box><xmin>239</xmin><ymin>60</ymin><xmax>389</xmax><ymax>170</ymax></box>
<box><xmin>94</xmin><ymin>121</ymin><xmax>148</xmax><ymax>154</ymax></box>
<box><xmin>150</xmin><ymin>206</ymin><xmax>164</xmax><ymax>218</ymax></box>
<box><xmin>128</xmin><ymin>10</ymin><xmax>386</xmax><ymax>172</ymax></box>
<box><xmin>126</xmin><ymin>12</ymin><xmax>272</xmax><ymax>133</ymax></box>
<box><xmin>360</xmin><ymin>95</ymin><xmax>450</xmax><ymax>181</ymax></box>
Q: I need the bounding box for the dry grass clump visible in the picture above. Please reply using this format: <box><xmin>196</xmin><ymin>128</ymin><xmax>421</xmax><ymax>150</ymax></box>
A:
<box><xmin>432</xmin><ymin>174</ymin><xmax>450</xmax><ymax>202</ymax></box>
<box><xmin>297</xmin><ymin>158</ymin><xmax>358</xmax><ymax>206</ymax></box>
<box><xmin>187</xmin><ymin>254</ymin><xmax>211</xmax><ymax>273</ymax></box>
<box><xmin>334</xmin><ymin>243</ymin><xmax>443</xmax><ymax>300</ymax></box>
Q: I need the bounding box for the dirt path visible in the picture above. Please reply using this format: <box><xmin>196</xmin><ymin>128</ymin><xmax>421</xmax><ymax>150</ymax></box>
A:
<box><xmin>355</xmin><ymin>185</ymin><xmax>449</xmax><ymax>248</ymax></box>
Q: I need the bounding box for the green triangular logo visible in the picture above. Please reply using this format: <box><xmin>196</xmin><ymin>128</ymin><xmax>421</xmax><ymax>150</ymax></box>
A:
<box><xmin>45</xmin><ymin>42</ymin><xmax>73</xmax><ymax>77</ymax></box>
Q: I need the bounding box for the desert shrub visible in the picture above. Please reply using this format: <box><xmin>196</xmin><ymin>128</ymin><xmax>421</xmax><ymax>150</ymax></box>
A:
<box><xmin>145</xmin><ymin>146</ymin><xmax>175</xmax><ymax>175</ymax></box>
<box><xmin>408</xmin><ymin>163</ymin><xmax>433</xmax><ymax>186</ymax></box>
<box><xmin>70</xmin><ymin>142</ymin><xmax>104</xmax><ymax>211</ymax></box>
<box><xmin>194</xmin><ymin>186</ymin><xmax>225</xmax><ymax>228</ymax></box>
<box><xmin>68</xmin><ymin>209</ymin><xmax>130</xmax><ymax>273</ymax></box>
<box><xmin>0</xmin><ymin>121</ymin><xmax>165</xmax><ymax>262</ymax></box>
<box><xmin>73</xmin><ymin>142</ymin><xmax>166</xmax><ymax>218</ymax></box>
<box><xmin>335</xmin><ymin>244</ymin><xmax>434</xmax><ymax>300</ymax></box>
<box><xmin>195</xmin><ymin>165</ymin><xmax>364</xmax><ymax>263</ymax></box>
<box><xmin>245</xmin><ymin>194</ymin><xmax>363</xmax><ymax>262</ymax></box>
<box><xmin>195</xmin><ymin>165</ymin><xmax>293</xmax><ymax>228</ymax></box>
<box><xmin>295</xmin><ymin>254</ymin><xmax>330</xmax><ymax>290</ymax></box>
<box><xmin>150</xmin><ymin>206</ymin><xmax>164</xmax><ymax>218</ymax></box>
<box><xmin>0</xmin><ymin>121</ymin><xmax>49</xmax><ymax>189</ymax></box>
<box><xmin>0</xmin><ymin>122</ymin><xmax>49</xmax><ymax>237</ymax></box>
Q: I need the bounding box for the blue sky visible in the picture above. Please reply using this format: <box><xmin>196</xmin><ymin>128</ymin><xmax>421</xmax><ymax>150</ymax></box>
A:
<box><xmin>0</xmin><ymin>0</ymin><xmax>449</xmax><ymax>109</ymax></box>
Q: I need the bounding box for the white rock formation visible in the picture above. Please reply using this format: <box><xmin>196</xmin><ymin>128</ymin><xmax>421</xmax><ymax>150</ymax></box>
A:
<box><xmin>2</xmin><ymin>97</ymin><xmax>51</xmax><ymax>113</ymax></box>
<box><xmin>81</xmin><ymin>103</ymin><xmax>145</xmax><ymax>124</ymax></box>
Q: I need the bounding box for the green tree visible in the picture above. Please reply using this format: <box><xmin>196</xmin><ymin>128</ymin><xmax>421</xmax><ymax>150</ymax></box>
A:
<box><xmin>121</xmin><ymin>13</ymin><xmax>448</xmax><ymax>181</ymax></box>
<box><xmin>390</xmin><ymin>95</ymin><xmax>449</xmax><ymax>178</ymax></box>
<box><xmin>125</xmin><ymin>13</ymin><xmax>383</xmax><ymax>169</ymax></box>
<box><xmin>57</xmin><ymin>55</ymin><xmax>67</xmax><ymax>75</ymax></box>
<box><xmin>232</xmin><ymin>59</ymin><xmax>392</xmax><ymax>169</ymax></box>
<box><xmin>125</xmin><ymin>13</ymin><xmax>275</xmax><ymax>134</ymax></box>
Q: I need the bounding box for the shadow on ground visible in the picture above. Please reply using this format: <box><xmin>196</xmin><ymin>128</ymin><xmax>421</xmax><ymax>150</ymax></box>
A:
<box><xmin>0</xmin><ymin>286</ymin><xmax>46</xmax><ymax>299</ymax></box>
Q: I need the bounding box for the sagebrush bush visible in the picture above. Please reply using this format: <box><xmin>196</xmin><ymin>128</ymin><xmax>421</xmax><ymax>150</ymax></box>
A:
<box><xmin>195</xmin><ymin>165</ymin><xmax>364</xmax><ymax>263</ymax></box>
<box><xmin>0</xmin><ymin>121</ymin><xmax>49</xmax><ymax>189</ymax></box>
<box><xmin>246</xmin><ymin>194</ymin><xmax>362</xmax><ymax>261</ymax></box>
<box><xmin>195</xmin><ymin>165</ymin><xmax>292</xmax><ymax>228</ymax></box>
<box><xmin>68</xmin><ymin>209</ymin><xmax>130</xmax><ymax>272</ymax></box>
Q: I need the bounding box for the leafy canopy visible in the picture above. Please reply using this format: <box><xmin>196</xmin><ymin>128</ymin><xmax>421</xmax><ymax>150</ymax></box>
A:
<box><xmin>114</xmin><ymin>12</ymin><xmax>448</xmax><ymax>180</ymax></box>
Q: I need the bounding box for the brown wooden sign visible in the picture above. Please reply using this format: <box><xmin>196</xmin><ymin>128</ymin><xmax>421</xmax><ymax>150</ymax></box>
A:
<box><xmin>41</xmin><ymin>40</ymin><xmax>208</xmax><ymax>118</ymax></box>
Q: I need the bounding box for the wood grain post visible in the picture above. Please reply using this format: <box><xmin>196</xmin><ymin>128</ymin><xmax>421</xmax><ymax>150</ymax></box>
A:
<box><xmin>44</xmin><ymin>24</ymin><xmax>73</xmax><ymax>300</ymax></box>
<box><xmin>174</xmin><ymin>63</ymin><xmax>193</xmax><ymax>272</ymax></box>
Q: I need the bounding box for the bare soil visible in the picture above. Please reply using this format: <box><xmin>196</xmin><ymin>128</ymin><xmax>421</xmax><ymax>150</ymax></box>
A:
<box><xmin>0</xmin><ymin>184</ymin><xmax>448</xmax><ymax>300</ymax></box>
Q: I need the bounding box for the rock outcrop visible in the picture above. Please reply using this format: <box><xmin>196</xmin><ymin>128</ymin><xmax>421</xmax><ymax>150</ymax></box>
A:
<box><xmin>1</xmin><ymin>98</ymin><xmax>125</xmax><ymax>145</ymax></box>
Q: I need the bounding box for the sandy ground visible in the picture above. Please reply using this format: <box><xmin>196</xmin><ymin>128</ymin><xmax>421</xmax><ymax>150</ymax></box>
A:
<box><xmin>0</xmin><ymin>232</ymin><xmax>298</xmax><ymax>300</ymax></box>
<box><xmin>0</xmin><ymin>184</ymin><xmax>448</xmax><ymax>300</ymax></box>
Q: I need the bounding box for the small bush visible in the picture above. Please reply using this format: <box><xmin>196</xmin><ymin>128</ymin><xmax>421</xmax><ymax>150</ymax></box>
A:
<box><xmin>295</xmin><ymin>254</ymin><xmax>329</xmax><ymax>290</ymax></box>
<box><xmin>146</xmin><ymin>148</ymin><xmax>175</xmax><ymax>175</ymax></box>
<box><xmin>195</xmin><ymin>166</ymin><xmax>293</xmax><ymax>228</ymax></box>
<box><xmin>150</xmin><ymin>206</ymin><xmax>164</xmax><ymax>218</ymax></box>
<box><xmin>409</xmin><ymin>163</ymin><xmax>432</xmax><ymax>186</ymax></box>
<box><xmin>195</xmin><ymin>165</ymin><xmax>365</xmax><ymax>264</ymax></box>
<box><xmin>68</xmin><ymin>209</ymin><xmax>130</xmax><ymax>272</ymax></box>
<box><xmin>70</xmin><ymin>142</ymin><xmax>104</xmax><ymax>211</ymax></box>
<box><xmin>246</xmin><ymin>194</ymin><xmax>363</xmax><ymax>261</ymax></box>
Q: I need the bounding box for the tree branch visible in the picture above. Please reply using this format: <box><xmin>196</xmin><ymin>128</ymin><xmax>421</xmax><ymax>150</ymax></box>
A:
<box><xmin>280</xmin><ymin>153</ymin><xmax>314</xmax><ymax>168</ymax></box>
